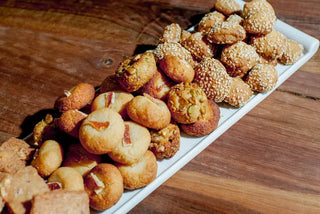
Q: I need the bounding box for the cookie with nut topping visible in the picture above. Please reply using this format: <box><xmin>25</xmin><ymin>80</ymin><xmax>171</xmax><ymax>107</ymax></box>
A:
<box><xmin>159</xmin><ymin>23</ymin><xmax>182</xmax><ymax>44</ymax></box>
<box><xmin>279</xmin><ymin>39</ymin><xmax>304</xmax><ymax>65</ymax></box>
<box><xmin>224</xmin><ymin>77</ymin><xmax>253</xmax><ymax>107</ymax></box>
<box><xmin>214</xmin><ymin>0</ymin><xmax>241</xmax><ymax>16</ymax></box>
<box><xmin>198</xmin><ymin>11</ymin><xmax>226</xmax><ymax>35</ymax></box>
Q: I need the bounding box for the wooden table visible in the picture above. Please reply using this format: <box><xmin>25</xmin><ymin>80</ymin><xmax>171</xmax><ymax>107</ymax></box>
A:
<box><xmin>0</xmin><ymin>0</ymin><xmax>319</xmax><ymax>213</ymax></box>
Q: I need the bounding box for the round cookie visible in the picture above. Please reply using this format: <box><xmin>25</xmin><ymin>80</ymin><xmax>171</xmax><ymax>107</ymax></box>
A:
<box><xmin>224</xmin><ymin>77</ymin><xmax>253</xmax><ymax>107</ymax></box>
<box><xmin>214</xmin><ymin>0</ymin><xmax>241</xmax><ymax>16</ymax></box>
<box><xmin>180</xmin><ymin>100</ymin><xmax>220</xmax><ymax>137</ymax></box>
<box><xmin>54</xmin><ymin>83</ymin><xmax>95</xmax><ymax>113</ymax></box>
<box><xmin>167</xmin><ymin>82</ymin><xmax>209</xmax><ymax>124</ymax></box>
<box><xmin>57</xmin><ymin>110</ymin><xmax>87</xmax><ymax>138</ymax></box>
<box><xmin>109</xmin><ymin>121</ymin><xmax>151</xmax><ymax>165</ymax></box>
<box><xmin>126</xmin><ymin>94</ymin><xmax>171</xmax><ymax>130</ymax></box>
<box><xmin>84</xmin><ymin>163</ymin><xmax>123</xmax><ymax>211</ymax></box>
<box><xmin>48</xmin><ymin>167</ymin><xmax>84</xmax><ymax>191</ymax></box>
<box><xmin>198</xmin><ymin>11</ymin><xmax>226</xmax><ymax>34</ymax></box>
<box><xmin>159</xmin><ymin>23</ymin><xmax>181</xmax><ymax>44</ymax></box>
<box><xmin>115</xmin><ymin>150</ymin><xmax>157</xmax><ymax>190</ymax></box>
<box><xmin>79</xmin><ymin>108</ymin><xmax>125</xmax><ymax>155</ymax></box>
<box><xmin>149</xmin><ymin>123</ymin><xmax>180</xmax><ymax>159</ymax></box>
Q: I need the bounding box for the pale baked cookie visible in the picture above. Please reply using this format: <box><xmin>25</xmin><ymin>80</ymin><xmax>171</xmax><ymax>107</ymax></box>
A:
<box><xmin>126</xmin><ymin>94</ymin><xmax>171</xmax><ymax>130</ymax></box>
<box><xmin>180</xmin><ymin>100</ymin><xmax>220</xmax><ymax>137</ymax></box>
<box><xmin>57</xmin><ymin>110</ymin><xmax>87</xmax><ymax>138</ymax></box>
<box><xmin>31</xmin><ymin>140</ymin><xmax>63</xmax><ymax>177</ymax></box>
<box><xmin>91</xmin><ymin>91</ymin><xmax>134</xmax><ymax>119</ymax></box>
<box><xmin>245</xmin><ymin>63</ymin><xmax>278</xmax><ymax>92</ymax></box>
<box><xmin>84</xmin><ymin>163</ymin><xmax>123</xmax><ymax>211</ymax></box>
<box><xmin>221</xmin><ymin>41</ymin><xmax>259</xmax><ymax>77</ymax></box>
<box><xmin>100</xmin><ymin>74</ymin><xmax>124</xmax><ymax>93</ymax></box>
<box><xmin>48</xmin><ymin>167</ymin><xmax>84</xmax><ymax>191</ymax></box>
<box><xmin>159</xmin><ymin>23</ymin><xmax>182</xmax><ymax>44</ymax></box>
<box><xmin>149</xmin><ymin>123</ymin><xmax>180</xmax><ymax>159</ymax></box>
<box><xmin>198</xmin><ymin>11</ymin><xmax>226</xmax><ymax>34</ymax></box>
<box><xmin>109</xmin><ymin>121</ymin><xmax>151</xmax><ymax>165</ymax></box>
<box><xmin>63</xmin><ymin>144</ymin><xmax>102</xmax><ymax>176</ymax></box>
<box><xmin>279</xmin><ymin>39</ymin><xmax>304</xmax><ymax>65</ymax></box>
<box><xmin>54</xmin><ymin>83</ymin><xmax>95</xmax><ymax>113</ymax></box>
<box><xmin>115</xmin><ymin>150</ymin><xmax>157</xmax><ymax>190</ymax></box>
<box><xmin>250</xmin><ymin>29</ymin><xmax>286</xmax><ymax>59</ymax></box>
<box><xmin>193</xmin><ymin>58</ymin><xmax>232</xmax><ymax>102</ymax></box>
<box><xmin>115</xmin><ymin>52</ymin><xmax>157</xmax><ymax>92</ymax></box>
<box><xmin>167</xmin><ymin>82</ymin><xmax>208</xmax><ymax>124</ymax></box>
<box><xmin>79</xmin><ymin>108</ymin><xmax>125</xmax><ymax>155</ymax></box>
<box><xmin>214</xmin><ymin>0</ymin><xmax>241</xmax><ymax>16</ymax></box>
<box><xmin>224</xmin><ymin>77</ymin><xmax>253</xmax><ymax>107</ymax></box>
<box><xmin>158</xmin><ymin>54</ymin><xmax>195</xmax><ymax>83</ymax></box>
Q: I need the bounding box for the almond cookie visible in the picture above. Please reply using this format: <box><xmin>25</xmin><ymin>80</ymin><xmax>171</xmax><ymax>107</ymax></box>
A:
<box><xmin>214</xmin><ymin>0</ymin><xmax>241</xmax><ymax>16</ymax></box>
<box><xmin>57</xmin><ymin>110</ymin><xmax>87</xmax><ymax>138</ymax></box>
<box><xmin>91</xmin><ymin>91</ymin><xmax>134</xmax><ymax>119</ymax></box>
<box><xmin>159</xmin><ymin>23</ymin><xmax>182</xmax><ymax>44</ymax></box>
<box><xmin>221</xmin><ymin>41</ymin><xmax>259</xmax><ymax>77</ymax></box>
<box><xmin>79</xmin><ymin>108</ymin><xmax>125</xmax><ymax>155</ymax></box>
<box><xmin>127</xmin><ymin>94</ymin><xmax>171</xmax><ymax>130</ymax></box>
<box><xmin>84</xmin><ymin>163</ymin><xmax>123</xmax><ymax>211</ymax></box>
<box><xmin>245</xmin><ymin>63</ymin><xmax>278</xmax><ymax>92</ymax></box>
<box><xmin>250</xmin><ymin>29</ymin><xmax>286</xmax><ymax>59</ymax></box>
<box><xmin>115</xmin><ymin>150</ymin><xmax>157</xmax><ymax>190</ymax></box>
<box><xmin>115</xmin><ymin>52</ymin><xmax>157</xmax><ymax>92</ymax></box>
<box><xmin>48</xmin><ymin>167</ymin><xmax>84</xmax><ymax>191</ymax></box>
<box><xmin>100</xmin><ymin>74</ymin><xmax>124</xmax><ymax>93</ymax></box>
<box><xmin>167</xmin><ymin>82</ymin><xmax>209</xmax><ymax>124</ymax></box>
<box><xmin>193</xmin><ymin>58</ymin><xmax>232</xmax><ymax>102</ymax></box>
<box><xmin>180</xmin><ymin>100</ymin><xmax>220</xmax><ymax>137</ymax></box>
<box><xmin>109</xmin><ymin>121</ymin><xmax>151</xmax><ymax>165</ymax></box>
<box><xmin>54</xmin><ymin>83</ymin><xmax>95</xmax><ymax>113</ymax></box>
<box><xmin>279</xmin><ymin>39</ymin><xmax>304</xmax><ymax>65</ymax></box>
<box><xmin>149</xmin><ymin>123</ymin><xmax>180</xmax><ymax>159</ymax></box>
<box><xmin>224</xmin><ymin>77</ymin><xmax>253</xmax><ymax>107</ymax></box>
<box><xmin>198</xmin><ymin>11</ymin><xmax>226</xmax><ymax>34</ymax></box>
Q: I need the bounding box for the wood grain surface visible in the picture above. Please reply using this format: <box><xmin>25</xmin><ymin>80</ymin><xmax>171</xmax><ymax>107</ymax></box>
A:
<box><xmin>0</xmin><ymin>0</ymin><xmax>319</xmax><ymax>213</ymax></box>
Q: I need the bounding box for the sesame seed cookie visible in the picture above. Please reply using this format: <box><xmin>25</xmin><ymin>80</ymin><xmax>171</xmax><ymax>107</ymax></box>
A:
<box><xmin>214</xmin><ymin>0</ymin><xmax>241</xmax><ymax>16</ymax></box>
<box><xmin>224</xmin><ymin>77</ymin><xmax>253</xmax><ymax>107</ymax></box>
<box><xmin>79</xmin><ymin>108</ymin><xmax>125</xmax><ymax>155</ymax></box>
<box><xmin>279</xmin><ymin>39</ymin><xmax>304</xmax><ymax>65</ymax></box>
<box><xmin>198</xmin><ymin>11</ymin><xmax>226</xmax><ymax>34</ymax></box>
<box><xmin>57</xmin><ymin>110</ymin><xmax>87</xmax><ymax>138</ymax></box>
<box><xmin>258</xmin><ymin>53</ymin><xmax>278</xmax><ymax>66</ymax></box>
<box><xmin>180</xmin><ymin>30</ymin><xmax>192</xmax><ymax>43</ymax></box>
<box><xmin>159</xmin><ymin>23</ymin><xmax>182</xmax><ymax>44</ymax></box>
<box><xmin>193</xmin><ymin>58</ymin><xmax>232</xmax><ymax>102</ymax></box>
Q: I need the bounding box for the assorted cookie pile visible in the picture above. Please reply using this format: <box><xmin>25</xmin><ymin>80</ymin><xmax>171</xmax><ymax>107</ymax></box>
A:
<box><xmin>0</xmin><ymin>0</ymin><xmax>304</xmax><ymax>213</ymax></box>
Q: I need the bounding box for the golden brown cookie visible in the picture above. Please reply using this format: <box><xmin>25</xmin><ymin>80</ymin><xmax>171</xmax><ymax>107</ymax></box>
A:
<box><xmin>180</xmin><ymin>30</ymin><xmax>192</xmax><ymax>43</ymax></box>
<box><xmin>198</xmin><ymin>11</ymin><xmax>226</xmax><ymax>34</ymax></box>
<box><xmin>33</xmin><ymin>114</ymin><xmax>57</xmax><ymax>147</ymax></box>
<box><xmin>57</xmin><ymin>110</ymin><xmax>87</xmax><ymax>138</ymax></box>
<box><xmin>180</xmin><ymin>100</ymin><xmax>220</xmax><ymax>137</ymax></box>
<box><xmin>84</xmin><ymin>163</ymin><xmax>123</xmax><ymax>211</ymax></box>
<box><xmin>159</xmin><ymin>23</ymin><xmax>182</xmax><ymax>44</ymax></box>
<box><xmin>100</xmin><ymin>74</ymin><xmax>124</xmax><ymax>93</ymax></box>
<box><xmin>167</xmin><ymin>82</ymin><xmax>209</xmax><ymax>124</ymax></box>
<box><xmin>214</xmin><ymin>0</ymin><xmax>241</xmax><ymax>16</ymax></box>
<box><xmin>115</xmin><ymin>52</ymin><xmax>157</xmax><ymax>92</ymax></box>
<box><xmin>48</xmin><ymin>167</ymin><xmax>84</xmax><ymax>191</ymax></box>
<box><xmin>149</xmin><ymin>123</ymin><xmax>180</xmax><ymax>159</ymax></box>
<box><xmin>126</xmin><ymin>94</ymin><xmax>171</xmax><ymax>130</ymax></box>
<box><xmin>193</xmin><ymin>58</ymin><xmax>232</xmax><ymax>102</ymax></box>
<box><xmin>221</xmin><ymin>41</ymin><xmax>259</xmax><ymax>77</ymax></box>
<box><xmin>224</xmin><ymin>77</ymin><xmax>253</xmax><ymax>107</ymax></box>
<box><xmin>245</xmin><ymin>63</ymin><xmax>278</xmax><ymax>92</ymax></box>
<box><xmin>115</xmin><ymin>150</ymin><xmax>157</xmax><ymax>190</ymax></box>
<box><xmin>79</xmin><ymin>108</ymin><xmax>125</xmax><ymax>155</ymax></box>
<box><xmin>279</xmin><ymin>39</ymin><xmax>304</xmax><ymax>65</ymax></box>
<box><xmin>54</xmin><ymin>83</ymin><xmax>95</xmax><ymax>113</ymax></box>
<box><xmin>258</xmin><ymin>53</ymin><xmax>278</xmax><ymax>66</ymax></box>
<box><xmin>109</xmin><ymin>121</ymin><xmax>151</xmax><ymax>165</ymax></box>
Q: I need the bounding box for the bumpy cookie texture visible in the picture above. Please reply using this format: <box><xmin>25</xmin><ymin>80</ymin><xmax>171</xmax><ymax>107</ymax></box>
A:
<box><xmin>224</xmin><ymin>77</ymin><xmax>253</xmax><ymax>107</ymax></box>
<box><xmin>33</xmin><ymin>114</ymin><xmax>57</xmax><ymax>147</ymax></box>
<box><xmin>159</xmin><ymin>55</ymin><xmax>195</xmax><ymax>83</ymax></box>
<box><xmin>91</xmin><ymin>91</ymin><xmax>134</xmax><ymax>119</ymax></box>
<box><xmin>245</xmin><ymin>63</ymin><xmax>278</xmax><ymax>92</ymax></box>
<box><xmin>30</xmin><ymin>190</ymin><xmax>89</xmax><ymax>214</ymax></box>
<box><xmin>221</xmin><ymin>41</ymin><xmax>259</xmax><ymax>77</ymax></box>
<box><xmin>31</xmin><ymin>140</ymin><xmax>63</xmax><ymax>178</ymax></box>
<box><xmin>181</xmin><ymin>32</ymin><xmax>215</xmax><ymax>61</ymax></box>
<box><xmin>180</xmin><ymin>30</ymin><xmax>192</xmax><ymax>43</ymax></box>
<box><xmin>167</xmin><ymin>82</ymin><xmax>208</xmax><ymax>124</ymax></box>
<box><xmin>214</xmin><ymin>0</ymin><xmax>241</xmax><ymax>16</ymax></box>
<box><xmin>279</xmin><ymin>39</ymin><xmax>304</xmax><ymax>65</ymax></box>
<box><xmin>109</xmin><ymin>121</ymin><xmax>151</xmax><ymax>165</ymax></box>
<box><xmin>57</xmin><ymin>110</ymin><xmax>87</xmax><ymax>138</ymax></box>
<box><xmin>100</xmin><ymin>74</ymin><xmax>124</xmax><ymax>93</ymax></box>
<box><xmin>198</xmin><ymin>11</ymin><xmax>226</xmax><ymax>34</ymax></box>
<box><xmin>48</xmin><ymin>167</ymin><xmax>84</xmax><ymax>191</ymax></box>
<box><xmin>127</xmin><ymin>94</ymin><xmax>171</xmax><ymax>130</ymax></box>
<box><xmin>84</xmin><ymin>164</ymin><xmax>123</xmax><ymax>211</ymax></box>
<box><xmin>63</xmin><ymin>143</ymin><xmax>102</xmax><ymax>176</ymax></box>
<box><xmin>258</xmin><ymin>53</ymin><xmax>278</xmax><ymax>66</ymax></box>
<box><xmin>79</xmin><ymin>108</ymin><xmax>125</xmax><ymax>155</ymax></box>
<box><xmin>250</xmin><ymin>29</ymin><xmax>286</xmax><ymax>59</ymax></box>
<box><xmin>115</xmin><ymin>150</ymin><xmax>157</xmax><ymax>190</ymax></box>
<box><xmin>115</xmin><ymin>52</ymin><xmax>157</xmax><ymax>92</ymax></box>
<box><xmin>149</xmin><ymin>123</ymin><xmax>180</xmax><ymax>159</ymax></box>
<box><xmin>193</xmin><ymin>58</ymin><xmax>232</xmax><ymax>102</ymax></box>
<box><xmin>180</xmin><ymin>100</ymin><xmax>220</xmax><ymax>137</ymax></box>
<box><xmin>159</xmin><ymin>23</ymin><xmax>181</xmax><ymax>44</ymax></box>
<box><xmin>54</xmin><ymin>83</ymin><xmax>95</xmax><ymax>113</ymax></box>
